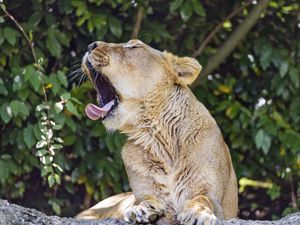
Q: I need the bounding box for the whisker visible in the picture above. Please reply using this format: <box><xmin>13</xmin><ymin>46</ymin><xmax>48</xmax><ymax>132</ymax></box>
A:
<box><xmin>66</xmin><ymin>54</ymin><xmax>90</xmax><ymax>88</ymax></box>
<box><xmin>69</xmin><ymin>73</ymin><xmax>81</xmax><ymax>84</ymax></box>
<box><xmin>69</xmin><ymin>59</ymin><xmax>82</xmax><ymax>66</ymax></box>
<box><xmin>79</xmin><ymin>76</ymin><xmax>87</xmax><ymax>86</ymax></box>
<box><xmin>67</xmin><ymin>70</ymin><xmax>82</xmax><ymax>86</ymax></box>
<box><xmin>77</xmin><ymin>73</ymin><xmax>85</xmax><ymax>88</ymax></box>
<box><xmin>94</xmin><ymin>72</ymin><xmax>99</xmax><ymax>83</ymax></box>
<box><xmin>68</xmin><ymin>63</ymin><xmax>82</xmax><ymax>71</ymax></box>
<box><xmin>67</xmin><ymin>68</ymin><xmax>81</xmax><ymax>78</ymax></box>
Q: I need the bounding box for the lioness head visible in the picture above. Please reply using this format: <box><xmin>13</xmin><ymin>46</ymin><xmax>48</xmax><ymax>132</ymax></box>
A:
<box><xmin>82</xmin><ymin>39</ymin><xmax>202</xmax><ymax>131</ymax></box>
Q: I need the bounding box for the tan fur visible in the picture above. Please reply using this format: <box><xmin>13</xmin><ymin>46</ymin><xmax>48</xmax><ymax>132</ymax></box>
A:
<box><xmin>78</xmin><ymin>40</ymin><xmax>238</xmax><ymax>225</ymax></box>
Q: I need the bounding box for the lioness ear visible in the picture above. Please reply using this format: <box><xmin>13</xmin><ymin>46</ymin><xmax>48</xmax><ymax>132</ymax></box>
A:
<box><xmin>167</xmin><ymin>53</ymin><xmax>202</xmax><ymax>85</ymax></box>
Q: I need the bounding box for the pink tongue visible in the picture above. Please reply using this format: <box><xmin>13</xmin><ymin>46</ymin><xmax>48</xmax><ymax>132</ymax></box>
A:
<box><xmin>85</xmin><ymin>100</ymin><xmax>115</xmax><ymax>120</ymax></box>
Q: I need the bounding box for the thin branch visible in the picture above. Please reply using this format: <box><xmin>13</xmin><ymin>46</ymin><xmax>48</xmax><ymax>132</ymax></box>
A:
<box><xmin>1</xmin><ymin>5</ymin><xmax>48</xmax><ymax>104</ymax></box>
<box><xmin>289</xmin><ymin>176</ymin><xmax>298</xmax><ymax>209</ymax></box>
<box><xmin>131</xmin><ymin>7</ymin><xmax>144</xmax><ymax>39</ymax></box>
<box><xmin>192</xmin><ymin>0</ymin><xmax>253</xmax><ymax>58</ymax></box>
<box><xmin>1</xmin><ymin>6</ymin><xmax>37</xmax><ymax>63</ymax></box>
<box><xmin>192</xmin><ymin>0</ymin><xmax>271</xmax><ymax>88</ymax></box>
<box><xmin>1</xmin><ymin>4</ymin><xmax>54</xmax><ymax>158</ymax></box>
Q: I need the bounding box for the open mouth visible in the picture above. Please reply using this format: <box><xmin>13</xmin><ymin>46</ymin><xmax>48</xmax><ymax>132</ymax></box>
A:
<box><xmin>84</xmin><ymin>60</ymin><xmax>119</xmax><ymax>120</ymax></box>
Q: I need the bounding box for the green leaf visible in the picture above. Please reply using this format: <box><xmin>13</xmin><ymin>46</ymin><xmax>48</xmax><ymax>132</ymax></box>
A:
<box><xmin>191</xmin><ymin>0</ymin><xmax>205</xmax><ymax>16</ymax></box>
<box><xmin>13</xmin><ymin>75</ymin><xmax>23</xmax><ymax>91</ymax></box>
<box><xmin>65</xmin><ymin>117</ymin><xmax>76</xmax><ymax>132</ymax></box>
<box><xmin>52</xmin><ymin>144</ymin><xmax>63</xmax><ymax>149</ymax></box>
<box><xmin>36</xmin><ymin>103</ymin><xmax>50</xmax><ymax>111</ymax></box>
<box><xmin>54</xmin><ymin>102</ymin><xmax>64</xmax><ymax>113</ymax></box>
<box><xmin>255</xmin><ymin>129</ymin><xmax>271</xmax><ymax>154</ymax></box>
<box><xmin>170</xmin><ymin>0</ymin><xmax>184</xmax><ymax>12</ymax></box>
<box><xmin>0</xmin><ymin>103</ymin><xmax>12</xmax><ymax>124</ymax></box>
<box><xmin>267</xmin><ymin>184</ymin><xmax>281</xmax><ymax>200</ymax></box>
<box><xmin>53</xmin><ymin>124</ymin><xmax>63</xmax><ymax>130</ymax></box>
<box><xmin>24</xmin><ymin>65</ymin><xmax>41</xmax><ymax>92</ymax></box>
<box><xmin>53</xmin><ymin>137</ymin><xmax>64</xmax><ymax>144</ymax></box>
<box><xmin>36</xmin><ymin>149</ymin><xmax>48</xmax><ymax>157</ymax></box>
<box><xmin>109</xmin><ymin>17</ymin><xmax>122</xmax><ymax>38</ymax></box>
<box><xmin>105</xmin><ymin>136</ymin><xmax>115</xmax><ymax>153</ymax></box>
<box><xmin>271</xmin><ymin>111</ymin><xmax>290</xmax><ymax>129</ymax></box>
<box><xmin>4</xmin><ymin>27</ymin><xmax>17</xmax><ymax>45</ymax></box>
<box><xmin>289</xmin><ymin>66</ymin><xmax>299</xmax><ymax>88</ymax></box>
<box><xmin>48</xmin><ymin>73</ymin><xmax>61</xmax><ymax>95</ymax></box>
<box><xmin>280</xmin><ymin>130</ymin><xmax>300</xmax><ymax>153</ymax></box>
<box><xmin>50</xmin><ymin>200</ymin><xmax>61</xmax><ymax>215</ymax></box>
<box><xmin>70</xmin><ymin>97</ymin><xmax>82</xmax><ymax>105</ymax></box>
<box><xmin>0</xmin><ymin>16</ymin><xmax>4</xmax><ymax>23</ymax></box>
<box><xmin>0</xmin><ymin>78</ymin><xmax>8</xmax><ymax>95</ymax></box>
<box><xmin>180</xmin><ymin>1</ymin><xmax>193</xmax><ymax>22</ymax></box>
<box><xmin>60</xmin><ymin>0</ymin><xmax>73</xmax><ymax>14</ymax></box>
<box><xmin>36</xmin><ymin>140</ymin><xmax>47</xmax><ymax>149</ymax></box>
<box><xmin>48</xmin><ymin>174</ymin><xmax>55</xmax><ymax>187</ymax></box>
<box><xmin>61</xmin><ymin>92</ymin><xmax>71</xmax><ymax>100</ymax></box>
<box><xmin>54</xmin><ymin>173</ymin><xmax>61</xmax><ymax>185</ymax></box>
<box><xmin>0</xmin><ymin>4</ymin><xmax>6</xmax><ymax>11</ymax></box>
<box><xmin>0</xmin><ymin>29</ymin><xmax>4</xmax><ymax>45</ymax></box>
<box><xmin>17</xmin><ymin>88</ymin><xmax>30</xmax><ymax>101</ymax></box>
<box><xmin>46</xmin><ymin>27</ymin><xmax>62</xmax><ymax>57</ymax></box>
<box><xmin>57</xmin><ymin>71</ymin><xmax>68</xmax><ymax>87</ymax></box>
<box><xmin>47</xmin><ymin>129</ymin><xmax>53</xmax><ymax>140</ymax></box>
<box><xmin>41</xmin><ymin>166</ymin><xmax>53</xmax><ymax>176</ymax></box>
<box><xmin>0</xmin><ymin>160</ymin><xmax>10</xmax><ymax>182</ymax></box>
<box><xmin>23</xmin><ymin>126</ymin><xmax>36</xmax><ymax>148</ymax></box>
<box><xmin>29</xmin><ymin>12</ymin><xmax>42</xmax><ymax>27</ymax></box>
<box><xmin>260</xmin><ymin>46</ymin><xmax>273</xmax><ymax>70</ymax></box>
<box><xmin>95</xmin><ymin>25</ymin><xmax>107</xmax><ymax>39</ymax></box>
<box><xmin>87</xmin><ymin>20</ymin><xmax>94</xmax><ymax>33</ymax></box>
<box><xmin>1</xmin><ymin>154</ymin><xmax>11</xmax><ymax>160</ymax></box>
<box><xmin>225</xmin><ymin>103</ymin><xmax>240</xmax><ymax>119</ymax></box>
<box><xmin>10</xmin><ymin>100</ymin><xmax>29</xmax><ymax>118</ymax></box>
<box><xmin>280</xmin><ymin>61</ymin><xmax>289</xmax><ymax>77</ymax></box>
<box><xmin>53</xmin><ymin>163</ymin><xmax>64</xmax><ymax>172</ymax></box>
<box><xmin>47</xmin><ymin>38</ymin><xmax>61</xmax><ymax>57</ymax></box>
<box><xmin>56</xmin><ymin>32</ymin><xmax>69</xmax><ymax>46</ymax></box>
<box><xmin>66</xmin><ymin>101</ymin><xmax>78</xmax><ymax>116</ymax></box>
<box><xmin>91</xmin><ymin>14</ymin><xmax>106</xmax><ymax>30</ymax></box>
<box><xmin>40</xmin><ymin>155</ymin><xmax>53</xmax><ymax>165</ymax></box>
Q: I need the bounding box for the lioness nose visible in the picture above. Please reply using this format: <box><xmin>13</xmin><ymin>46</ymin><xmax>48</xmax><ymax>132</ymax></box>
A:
<box><xmin>88</xmin><ymin>42</ymin><xmax>98</xmax><ymax>53</ymax></box>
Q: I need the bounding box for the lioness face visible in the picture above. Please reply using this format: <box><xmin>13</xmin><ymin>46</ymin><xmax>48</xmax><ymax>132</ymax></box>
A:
<box><xmin>82</xmin><ymin>39</ymin><xmax>202</xmax><ymax>130</ymax></box>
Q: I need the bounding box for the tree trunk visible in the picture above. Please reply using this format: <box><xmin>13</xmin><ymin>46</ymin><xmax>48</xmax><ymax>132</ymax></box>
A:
<box><xmin>0</xmin><ymin>200</ymin><xmax>299</xmax><ymax>225</ymax></box>
<box><xmin>192</xmin><ymin>0</ymin><xmax>271</xmax><ymax>88</ymax></box>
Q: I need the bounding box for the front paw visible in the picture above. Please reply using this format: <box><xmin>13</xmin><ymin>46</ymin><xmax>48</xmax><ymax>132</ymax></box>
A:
<box><xmin>177</xmin><ymin>206</ymin><xmax>216</xmax><ymax>225</ymax></box>
<box><xmin>124</xmin><ymin>200</ymin><xmax>165</xmax><ymax>224</ymax></box>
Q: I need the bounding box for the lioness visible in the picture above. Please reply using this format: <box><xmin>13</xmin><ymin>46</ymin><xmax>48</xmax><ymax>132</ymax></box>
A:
<box><xmin>76</xmin><ymin>40</ymin><xmax>238</xmax><ymax>225</ymax></box>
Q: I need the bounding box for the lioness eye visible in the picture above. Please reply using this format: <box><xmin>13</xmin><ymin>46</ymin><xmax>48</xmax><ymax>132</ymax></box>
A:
<box><xmin>123</xmin><ymin>43</ymin><xmax>142</xmax><ymax>49</ymax></box>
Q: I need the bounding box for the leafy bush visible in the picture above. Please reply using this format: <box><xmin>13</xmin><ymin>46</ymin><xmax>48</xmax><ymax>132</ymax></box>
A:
<box><xmin>0</xmin><ymin>0</ymin><xmax>299</xmax><ymax>219</ymax></box>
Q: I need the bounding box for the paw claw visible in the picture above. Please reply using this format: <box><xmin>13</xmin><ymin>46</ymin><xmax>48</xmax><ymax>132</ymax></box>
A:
<box><xmin>124</xmin><ymin>201</ymin><xmax>164</xmax><ymax>224</ymax></box>
<box><xmin>177</xmin><ymin>209</ymin><xmax>217</xmax><ymax>225</ymax></box>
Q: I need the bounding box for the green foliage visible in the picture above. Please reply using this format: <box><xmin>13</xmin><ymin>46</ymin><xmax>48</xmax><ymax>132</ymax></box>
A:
<box><xmin>0</xmin><ymin>0</ymin><xmax>299</xmax><ymax>219</ymax></box>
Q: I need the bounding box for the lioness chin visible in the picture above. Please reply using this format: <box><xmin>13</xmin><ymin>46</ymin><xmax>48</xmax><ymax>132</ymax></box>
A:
<box><xmin>76</xmin><ymin>39</ymin><xmax>238</xmax><ymax>225</ymax></box>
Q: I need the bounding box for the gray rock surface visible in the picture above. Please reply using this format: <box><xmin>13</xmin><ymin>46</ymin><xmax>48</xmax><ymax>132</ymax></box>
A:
<box><xmin>0</xmin><ymin>199</ymin><xmax>299</xmax><ymax>225</ymax></box>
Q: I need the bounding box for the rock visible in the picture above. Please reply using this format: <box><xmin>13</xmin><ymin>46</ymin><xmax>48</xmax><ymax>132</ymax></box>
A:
<box><xmin>0</xmin><ymin>199</ymin><xmax>299</xmax><ymax>225</ymax></box>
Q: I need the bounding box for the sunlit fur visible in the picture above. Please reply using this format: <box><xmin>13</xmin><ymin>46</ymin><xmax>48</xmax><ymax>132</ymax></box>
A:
<box><xmin>78</xmin><ymin>40</ymin><xmax>238</xmax><ymax>225</ymax></box>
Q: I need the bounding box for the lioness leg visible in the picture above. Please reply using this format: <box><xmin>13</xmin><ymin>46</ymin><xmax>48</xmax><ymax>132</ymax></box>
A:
<box><xmin>124</xmin><ymin>195</ymin><xmax>165</xmax><ymax>224</ymax></box>
<box><xmin>75</xmin><ymin>192</ymin><xmax>135</xmax><ymax>220</ymax></box>
<box><xmin>221</xmin><ymin>170</ymin><xmax>238</xmax><ymax>219</ymax></box>
<box><xmin>177</xmin><ymin>195</ymin><xmax>217</xmax><ymax>225</ymax></box>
